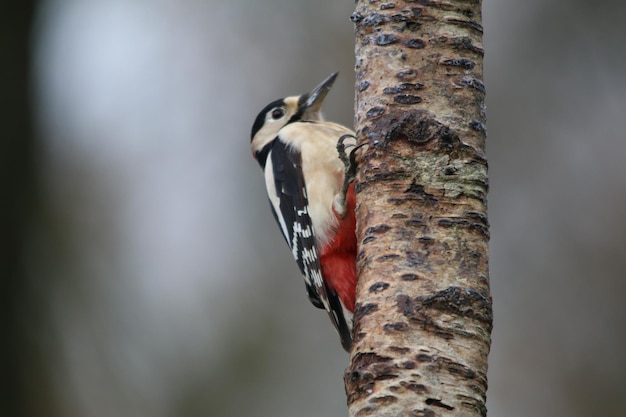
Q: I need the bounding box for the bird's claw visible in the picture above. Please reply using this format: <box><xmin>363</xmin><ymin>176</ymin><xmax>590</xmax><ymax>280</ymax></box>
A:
<box><xmin>336</xmin><ymin>134</ymin><xmax>366</xmax><ymax>213</ymax></box>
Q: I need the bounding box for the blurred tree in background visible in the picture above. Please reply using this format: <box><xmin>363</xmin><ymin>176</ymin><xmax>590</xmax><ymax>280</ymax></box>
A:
<box><xmin>1</xmin><ymin>1</ymin><xmax>61</xmax><ymax>416</ymax></box>
<box><xmin>2</xmin><ymin>1</ymin><xmax>626</xmax><ymax>416</ymax></box>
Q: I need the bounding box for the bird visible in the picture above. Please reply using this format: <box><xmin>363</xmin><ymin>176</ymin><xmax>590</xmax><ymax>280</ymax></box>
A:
<box><xmin>250</xmin><ymin>72</ymin><xmax>359</xmax><ymax>351</ymax></box>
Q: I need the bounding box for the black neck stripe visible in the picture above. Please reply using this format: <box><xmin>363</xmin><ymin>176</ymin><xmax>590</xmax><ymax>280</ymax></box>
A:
<box><xmin>255</xmin><ymin>139</ymin><xmax>274</xmax><ymax>168</ymax></box>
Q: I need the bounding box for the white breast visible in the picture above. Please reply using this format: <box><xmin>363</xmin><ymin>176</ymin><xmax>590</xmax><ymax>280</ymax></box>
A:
<box><xmin>280</xmin><ymin>122</ymin><xmax>355</xmax><ymax>248</ymax></box>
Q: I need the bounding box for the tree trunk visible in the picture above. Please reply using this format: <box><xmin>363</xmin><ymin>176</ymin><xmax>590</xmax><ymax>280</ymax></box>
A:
<box><xmin>345</xmin><ymin>1</ymin><xmax>491</xmax><ymax>416</ymax></box>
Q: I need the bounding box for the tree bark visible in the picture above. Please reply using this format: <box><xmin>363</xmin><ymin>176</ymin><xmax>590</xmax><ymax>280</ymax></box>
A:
<box><xmin>345</xmin><ymin>1</ymin><xmax>491</xmax><ymax>416</ymax></box>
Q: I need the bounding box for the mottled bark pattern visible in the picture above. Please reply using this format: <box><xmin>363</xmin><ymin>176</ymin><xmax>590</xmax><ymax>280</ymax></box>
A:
<box><xmin>346</xmin><ymin>1</ymin><xmax>491</xmax><ymax>416</ymax></box>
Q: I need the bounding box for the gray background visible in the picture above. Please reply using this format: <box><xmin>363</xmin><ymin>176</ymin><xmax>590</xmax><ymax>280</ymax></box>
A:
<box><xmin>24</xmin><ymin>0</ymin><xmax>626</xmax><ymax>416</ymax></box>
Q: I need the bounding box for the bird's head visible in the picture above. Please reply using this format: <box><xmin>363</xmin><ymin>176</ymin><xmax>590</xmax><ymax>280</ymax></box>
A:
<box><xmin>251</xmin><ymin>72</ymin><xmax>338</xmax><ymax>161</ymax></box>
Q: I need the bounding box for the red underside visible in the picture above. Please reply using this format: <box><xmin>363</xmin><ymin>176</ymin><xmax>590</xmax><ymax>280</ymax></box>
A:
<box><xmin>320</xmin><ymin>184</ymin><xmax>357</xmax><ymax>312</ymax></box>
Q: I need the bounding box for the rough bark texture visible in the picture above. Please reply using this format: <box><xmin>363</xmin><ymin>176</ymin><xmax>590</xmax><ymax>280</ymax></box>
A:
<box><xmin>345</xmin><ymin>1</ymin><xmax>491</xmax><ymax>416</ymax></box>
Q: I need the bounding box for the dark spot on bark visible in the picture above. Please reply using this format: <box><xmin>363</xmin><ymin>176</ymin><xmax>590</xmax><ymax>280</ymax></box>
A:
<box><xmin>425</xmin><ymin>398</ymin><xmax>454</xmax><ymax>410</ymax></box>
<box><xmin>354</xmin><ymin>302</ymin><xmax>379</xmax><ymax>317</ymax></box>
<box><xmin>406</xmin><ymin>251</ymin><xmax>426</xmax><ymax>267</ymax></box>
<box><xmin>444</xmin><ymin>165</ymin><xmax>458</xmax><ymax>175</ymax></box>
<box><xmin>375</xmin><ymin>112</ymin><xmax>432</xmax><ymax>146</ymax></box>
<box><xmin>360</xmin><ymin>13</ymin><xmax>387</xmax><ymax>27</ymax></box>
<box><xmin>458</xmin><ymin>76</ymin><xmax>486</xmax><ymax>93</ymax></box>
<box><xmin>380</xmin><ymin>2</ymin><xmax>395</xmax><ymax>9</ymax></box>
<box><xmin>346</xmin><ymin>352</ymin><xmax>398</xmax><ymax>395</ymax></box>
<box><xmin>365</xmin><ymin>224</ymin><xmax>391</xmax><ymax>234</ymax></box>
<box><xmin>404</xmin><ymin>38</ymin><xmax>426</xmax><ymax>48</ymax></box>
<box><xmin>446</xmin><ymin>18</ymin><xmax>483</xmax><ymax>33</ymax></box>
<box><xmin>405</xmin><ymin>181</ymin><xmax>437</xmax><ymax>204</ymax></box>
<box><xmin>405</xmin><ymin>21</ymin><xmax>421</xmax><ymax>31</ymax></box>
<box><xmin>405</xmin><ymin>287</ymin><xmax>493</xmax><ymax>327</ymax></box>
<box><xmin>371</xmin><ymin>395</ymin><xmax>398</xmax><ymax>405</ymax></box>
<box><xmin>369</xmin><ymin>282</ymin><xmax>390</xmax><ymax>293</ymax></box>
<box><xmin>378</xmin><ymin>253</ymin><xmax>400</xmax><ymax>261</ymax></box>
<box><xmin>387</xmin><ymin>197</ymin><xmax>406</xmax><ymax>205</ymax></box>
<box><xmin>345</xmin><ymin>368</ymin><xmax>376</xmax><ymax>405</ymax></box>
<box><xmin>401</xmin><ymin>381</ymin><xmax>429</xmax><ymax>395</ymax></box>
<box><xmin>389</xmin><ymin>346</ymin><xmax>410</xmax><ymax>353</ymax></box>
<box><xmin>416</xmin><ymin>353</ymin><xmax>432</xmax><ymax>362</ymax></box>
<box><xmin>411</xmin><ymin>409</ymin><xmax>435</xmax><ymax>417</ymax></box>
<box><xmin>401</xmin><ymin>273</ymin><xmax>419</xmax><ymax>281</ymax></box>
<box><xmin>466</xmin><ymin>211</ymin><xmax>489</xmax><ymax>228</ymax></box>
<box><xmin>358</xmin><ymin>81</ymin><xmax>370</xmax><ymax>92</ymax></box>
<box><xmin>392</xmin><ymin>213</ymin><xmax>408</xmax><ymax>219</ymax></box>
<box><xmin>396</xmin><ymin>295</ymin><xmax>455</xmax><ymax>340</ymax></box>
<box><xmin>439</xmin><ymin>126</ymin><xmax>460</xmax><ymax>148</ymax></box>
<box><xmin>403</xmin><ymin>361</ymin><xmax>416</xmax><ymax>369</ymax></box>
<box><xmin>390</xmin><ymin>14</ymin><xmax>408</xmax><ymax>22</ymax></box>
<box><xmin>383</xmin><ymin>83</ymin><xmax>423</xmax><ymax>95</ymax></box>
<box><xmin>353</xmin><ymin>352</ymin><xmax>392</xmax><ymax>366</ymax></box>
<box><xmin>470</xmin><ymin>119</ymin><xmax>486</xmax><ymax>132</ymax></box>
<box><xmin>402</xmin><ymin>82</ymin><xmax>424</xmax><ymax>91</ymax></box>
<box><xmin>463</xmin><ymin>9</ymin><xmax>474</xmax><ymax>18</ymax></box>
<box><xmin>396</xmin><ymin>69</ymin><xmax>417</xmax><ymax>80</ymax></box>
<box><xmin>348</xmin><ymin>371</ymin><xmax>367</xmax><ymax>383</ymax></box>
<box><xmin>394</xmin><ymin>94</ymin><xmax>422</xmax><ymax>104</ymax></box>
<box><xmin>460</xmin><ymin>396</ymin><xmax>488</xmax><ymax>416</ymax></box>
<box><xmin>376</xmin><ymin>373</ymin><xmax>398</xmax><ymax>381</ymax></box>
<box><xmin>362</xmin><ymin>236</ymin><xmax>376</xmax><ymax>244</ymax></box>
<box><xmin>383</xmin><ymin>322</ymin><xmax>409</xmax><ymax>332</ymax></box>
<box><xmin>350</xmin><ymin>12</ymin><xmax>363</xmax><ymax>23</ymax></box>
<box><xmin>441</xmin><ymin>58</ymin><xmax>475</xmax><ymax>70</ymax></box>
<box><xmin>418</xmin><ymin>236</ymin><xmax>434</xmax><ymax>244</ymax></box>
<box><xmin>405</xmin><ymin>219</ymin><xmax>424</xmax><ymax>228</ymax></box>
<box><xmin>397</xmin><ymin>294</ymin><xmax>416</xmax><ymax>316</ymax></box>
<box><xmin>415</xmin><ymin>113</ymin><xmax>446</xmax><ymax>145</ymax></box>
<box><xmin>355</xmin><ymin>407</ymin><xmax>376</xmax><ymax>417</ymax></box>
<box><xmin>376</xmin><ymin>34</ymin><xmax>399</xmax><ymax>45</ymax></box>
<box><xmin>366</xmin><ymin>106</ymin><xmax>385</xmax><ymax>118</ymax></box>
<box><xmin>413</xmin><ymin>0</ymin><xmax>454</xmax><ymax>9</ymax></box>
<box><xmin>447</xmin><ymin>361</ymin><xmax>477</xmax><ymax>379</ymax></box>
<box><xmin>437</xmin><ymin>217</ymin><xmax>489</xmax><ymax>238</ymax></box>
<box><xmin>449</xmin><ymin>36</ymin><xmax>484</xmax><ymax>55</ymax></box>
<box><xmin>363</xmin><ymin>169</ymin><xmax>406</xmax><ymax>183</ymax></box>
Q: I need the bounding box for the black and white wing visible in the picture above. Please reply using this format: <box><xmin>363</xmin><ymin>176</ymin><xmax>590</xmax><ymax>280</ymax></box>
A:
<box><xmin>264</xmin><ymin>138</ymin><xmax>352</xmax><ymax>350</ymax></box>
<box><xmin>265</xmin><ymin>138</ymin><xmax>328</xmax><ymax>310</ymax></box>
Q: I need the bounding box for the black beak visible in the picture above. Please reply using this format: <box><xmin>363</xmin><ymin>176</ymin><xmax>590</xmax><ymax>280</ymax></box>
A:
<box><xmin>301</xmin><ymin>72</ymin><xmax>338</xmax><ymax>119</ymax></box>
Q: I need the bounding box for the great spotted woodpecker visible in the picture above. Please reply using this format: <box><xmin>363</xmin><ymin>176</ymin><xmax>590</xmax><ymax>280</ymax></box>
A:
<box><xmin>250</xmin><ymin>73</ymin><xmax>358</xmax><ymax>351</ymax></box>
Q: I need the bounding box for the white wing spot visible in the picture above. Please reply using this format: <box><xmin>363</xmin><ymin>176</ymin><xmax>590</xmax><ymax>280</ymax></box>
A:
<box><xmin>301</xmin><ymin>246</ymin><xmax>316</xmax><ymax>264</ymax></box>
<box><xmin>291</xmin><ymin>221</ymin><xmax>304</xmax><ymax>260</ymax></box>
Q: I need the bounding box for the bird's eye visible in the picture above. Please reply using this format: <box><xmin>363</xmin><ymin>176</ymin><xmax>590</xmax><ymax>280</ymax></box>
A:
<box><xmin>271</xmin><ymin>108</ymin><xmax>285</xmax><ymax>119</ymax></box>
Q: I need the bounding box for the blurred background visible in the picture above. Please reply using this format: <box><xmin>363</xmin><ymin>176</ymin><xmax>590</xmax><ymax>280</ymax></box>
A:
<box><xmin>3</xmin><ymin>0</ymin><xmax>625</xmax><ymax>416</ymax></box>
